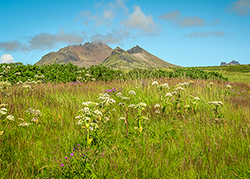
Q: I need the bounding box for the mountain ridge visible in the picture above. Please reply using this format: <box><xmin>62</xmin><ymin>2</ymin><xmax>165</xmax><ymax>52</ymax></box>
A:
<box><xmin>35</xmin><ymin>42</ymin><xmax>179</xmax><ymax>69</ymax></box>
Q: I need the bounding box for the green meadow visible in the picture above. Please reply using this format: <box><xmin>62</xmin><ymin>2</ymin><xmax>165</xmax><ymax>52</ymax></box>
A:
<box><xmin>0</xmin><ymin>63</ymin><xmax>250</xmax><ymax>178</ymax></box>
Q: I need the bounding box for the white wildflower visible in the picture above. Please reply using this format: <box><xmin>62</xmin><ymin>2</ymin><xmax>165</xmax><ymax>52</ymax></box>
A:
<box><xmin>22</xmin><ymin>85</ymin><xmax>31</xmax><ymax>89</ymax></box>
<box><xmin>128</xmin><ymin>90</ymin><xmax>136</xmax><ymax>95</ymax></box>
<box><xmin>152</xmin><ymin>81</ymin><xmax>159</xmax><ymax>86</ymax></box>
<box><xmin>6</xmin><ymin>115</ymin><xmax>14</xmax><ymax>121</ymax></box>
<box><xmin>208</xmin><ymin>101</ymin><xmax>224</xmax><ymax>106</ymax></box>
<box><xmin>209</xmin><ymin>82</ymin><xmax>214</xmax><ymax>85</ymax></box>
<box><xmin>0</xmin><ymin>108</ymin><xmax>7</xmax><ymax>115</ymax></box>
<box><xmin>76</xmin><ymin>119</ymin><xmax>83</xmax><ymax>125</ymax></box>
<box><xmin>0</xmin><ymin>108</ymin><xmax>7</xmax><ymax>112</ymax></box>
<box><xmin>128</xmin><ymin>104</ymin><xmax>136</xmax><ymax>108</ymax></box>
<box><xmin>154</xmin><ymin>104</ymin><xmax>161</xmax><ymax>108</ymax></box>
<box><xmin>136</xmin><ymin>102</ymin><xmax>147</xmax><ymax>109</ymax></box>
<box><xmin>19</xmin><ymin>122</ymin><xmax>31</xmax><ymax>126</ymax></box>
<box><xmin>176</xmin><ymin>86</ymin><xmax>185</xmax><ymax>91</ymax></box>
<box><xmin>119</xmin><ymin>117</ymin><xmax>126</xmax><ymax>120</ymax></box>
<box><xmin>31</xmin><ymin>117</ymin><xmax>38</xmax><ymax>122</ymax></box>
<box><xmin>112</xmin><ymin>108</ymin><xmax>117</xmax><ymax>112</ymax></box>
<box><xmin>103</xmin><ymin>93</ymin><xmax>110</xmax><ymax>97</ymax></box>
<box><xmin>76</xmin><ymin>76</ymin><xmax>83</xmax><ymax>80</ymax></box>
<box><xmin>179</xmin><ymin>82</ymin><xmax>189</xmax><ymax>86</ymax></box>
<box><xmin>89</xmin><ymin>126</ymin><xmax>94</xmax><ymax>131</ymax></box>
<box><xmin>155</xmin><ymin>110</ymin><xmax>160</xmax><ymax>114</ymax></box>
<box><xmin>226</xmin><ymin>84</ymin><xmax>232</xmax><ymax>89</ymax></box>
<box><xmin>107</xmin><ymin>98</ymin><xmax>116</xmax><ymax>104</ymax></box>
<box><xmin>93</xmin><ymin>109</ymin><xmax>103</xmax><ymax>117</ymax></box>
<box><xmin>0</xmin><ymin>104</ymin><xmax>7</xmax><ymax>107</ymax></box>
<box><xmin>82</xmin><ymin>101</ymin><xmax>93</xmax><ymax>106</ymax></box>
<box><xmin>85</xmin><ymin>74</ymin><xmax>91</xmax><ymax>77</ymax></box>
<box><xmin>165</xmin><ymin>92</ymin><xmax>173</xmax><ymax>97</ymax></box>
<box><xmin>116</xmin><ymin>92</ymin><xmax>122</xmax><ymax>97</ymax></box>
<box><xmin>172</xmin><ymin>91</ymin><xmax>178</xmax><ymax>94</ymax></box>
<box><xmin>75</xmin><ymin>116</ymin><xmax>83</xmax><ymax>119</ymax></box>
<box><xmin>161</xmin><ymin>83</ymin><xmax>170</xmax><ymax>89</ymax></box>
<box><xmin>82</xmin><ymin>107</ymin><xmax>91</xmax><ymax>115</ymax></box>
<box><xmin>194</xmin><ymin>97</ymin><xmax>200</xmax><ymax>100</ymax></box>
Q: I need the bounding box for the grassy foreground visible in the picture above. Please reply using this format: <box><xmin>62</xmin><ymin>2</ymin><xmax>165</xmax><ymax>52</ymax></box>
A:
<box><xmin>1</xmin><ymin>77</ymin><xmax>250</xmax><ymax>178</ymax></box>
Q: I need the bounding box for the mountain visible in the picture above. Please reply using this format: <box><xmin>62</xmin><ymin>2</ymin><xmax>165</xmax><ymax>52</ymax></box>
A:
<box><xmin>102</xmin><ymin>45</ymin><xmax>178</xmax><ymax>70</ymax></box>
<box><xmin>35</xmin><ymin>42</ymin><xmax>178</xmax><ymax>69</ymax></box>
<box><xmin>220</xmin><ymin>60</ymin><xmax>240</xmax><ymax>66</ymax></box>
<box><xmin>35</xmin><ymin>42</ymin><xmax>113</xmax><ymax>68</ymax></box>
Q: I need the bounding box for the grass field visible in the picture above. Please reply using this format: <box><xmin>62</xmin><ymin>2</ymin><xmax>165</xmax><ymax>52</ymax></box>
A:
<box><xmin>1</xmin><ymin>66</ymin><xmax>250</xmax><ymax>178</ymax></box>
<box><xmin>196</xmin><ymin>64</ymin><xmax>250</xmax><ymax>83</ymax></box>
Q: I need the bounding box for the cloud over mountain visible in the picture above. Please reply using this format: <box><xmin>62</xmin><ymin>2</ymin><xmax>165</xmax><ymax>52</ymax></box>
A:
<box><xmin>121</xmin><ymin>6</ymin><xmax>156</xmax><ymax>33</ymax></box>
<box><xmin>0</xmin><ymin>31</ymin><xmax>86</xmax><ymax>52</ymax></box>
<box><xmin>159</xmin><ymin>10</ymin><xmax>219</xmax><ymax>28</ymax></box>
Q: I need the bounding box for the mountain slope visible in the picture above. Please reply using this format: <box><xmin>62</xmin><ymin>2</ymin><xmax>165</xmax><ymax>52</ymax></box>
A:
<box><xmin>35</xmin><ymin>42</ymin><xmax>113</xmax><ymax>68</ymax></box>
<box><xmin>102</xmin><ymin>45</ymin><xmax>178</xmax><ymax>70</ymax></box>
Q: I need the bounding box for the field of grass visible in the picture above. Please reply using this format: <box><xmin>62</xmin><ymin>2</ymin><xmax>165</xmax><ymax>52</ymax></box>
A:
<box><xmin>195</xmin><ymin>65</ymin><xmax>250</xmax><ymax>83</ymax></box>
<box><xmin>1</xmin><ymin>73</ymin><xmax>250</xmax><ymax>178</ymax></box>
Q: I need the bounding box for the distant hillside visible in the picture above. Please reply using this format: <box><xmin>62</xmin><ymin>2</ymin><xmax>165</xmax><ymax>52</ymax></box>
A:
<box><xmin>102</xmin><ymin>45</ymin><xmax>178</xmax><ymax>70</ymax></box>
<box><xmin>35</xmin><ymin>42</ymin><xmax>113</xmax><ymax>68</ymax></box>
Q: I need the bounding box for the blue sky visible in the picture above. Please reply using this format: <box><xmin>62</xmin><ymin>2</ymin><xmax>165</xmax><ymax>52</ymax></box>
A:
<box><xmin>0</xmin><ymin>0</ymin><xmax>249</xmax><ymax>67</ymax></box>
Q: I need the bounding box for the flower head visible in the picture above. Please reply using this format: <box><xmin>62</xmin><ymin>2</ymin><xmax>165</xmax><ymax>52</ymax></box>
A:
<box><xmin>208</xmin><ymin>101</ymin><xmax>224</xmax><ymax>106</ymax></box>
<box><xmin>154</xmin><ymin>104</ymin><xmax>161</xmax><ymax>108</ymax></box>
<box><xmin>194</xmin><ymin>97</ymin><xmax>200</xmax><ymax>100</ymax></box>
<box><xmin>152</xmin><ymin>81</ymin><xmax>159</xmax><ymax>86</ymax></box>
<box><xmin>165</xmin><ymin>92</ymin><xmax>173</xmax><ymax>97</ymax></box>
<box><xmin>119</xmin><ymin>117</ymin><xmax>126</xmax><ymax>120</ymax></box>
<box><xmin>128</xmin><ymin>104</ymin><xmax>136</xmax><ymax>108</ymax></box>
<box><xmin>19</xmin><ymin>122</ymin><xmax>31</xmax><ymax>126</ymax></box>
<box><xmin>161</xmin><ymin>83</ymin><xmax>170</xmax><ymax>89</ymax></box>
<box><xmin>128</xmin><ymin>90</ymin><xmax>136</xmax><ymax>95</ymax></box>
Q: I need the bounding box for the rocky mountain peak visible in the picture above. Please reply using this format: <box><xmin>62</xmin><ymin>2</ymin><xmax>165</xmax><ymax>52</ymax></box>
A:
<box><xmin>127</xmin><ymin>45</ymin><xmax>144</xmax><ymax>54</ymax></box>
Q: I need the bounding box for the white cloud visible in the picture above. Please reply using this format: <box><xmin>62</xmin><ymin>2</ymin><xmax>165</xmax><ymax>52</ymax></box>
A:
<box><xmin>228</xmin><ymin>0</ymin><xmax>250</xmax><ymax>16</ymax></box>
<box><xmin>183</xmin><ymin>31</ymin><xmax>225</xmax><ymax>38</ymax></box>
<box><xmin>104</xmin><ymin>10</ymin><xmax>115</xmax><ymax>20</ymax></box>
<box><xmin>159</xmin><ymin>10</ymin><xmax>219</xmax><ymax>28</ymax></box>
<box><xmin>121</xmin><ymin>6</ymin><xmax>156</xmax><ymax>33</ymax></box>
<box><xmin>90</xmin><ymin>29</ymin><xmax>133</xmax><ymax>44</ymax></box>
<box><xmin>0</xmin><ymin>40</ymin><xmax>29</xmax><ymax>52</ymax></box>
<box><xmin>0</xmin><ymin>54</ymin><xmax>14</xmax><ymax>63</ymax></box>
<box><xmin>29</xmin><ymin>30</ymin><xmax>85</xmax><ymax>50</ymax></box>
<box><xmin>0</xmin><ymin>31</ymin><xmax>86</xmax><ymax>52</ymax></box>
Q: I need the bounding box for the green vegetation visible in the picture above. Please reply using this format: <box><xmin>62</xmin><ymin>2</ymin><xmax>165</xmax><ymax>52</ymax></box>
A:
<box><xmin>195</xmin><ymin>65</ymin><xmax>250</xmax><ymax>83</ymax></box>
<box><xmin>197</xmin><ymin>64</ymin><xmax>250</xmax><ymax>73</ymax></box>
<box><xmin>0</xmin><ymin>63</ymin><xmax>228</xmax><ymax>85</ymax></box>
<box><xmin>1</xmin><ymin>63</ymin><xmax>250</xmax><ymax>178</ymax></box>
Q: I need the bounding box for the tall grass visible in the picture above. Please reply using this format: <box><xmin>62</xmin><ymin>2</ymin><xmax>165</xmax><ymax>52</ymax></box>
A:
<box><xmin>0</xmin><ymin>77</ymin><xmax>250</xmax><ymax>178</ymax></box>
